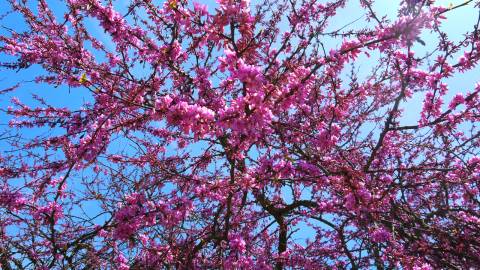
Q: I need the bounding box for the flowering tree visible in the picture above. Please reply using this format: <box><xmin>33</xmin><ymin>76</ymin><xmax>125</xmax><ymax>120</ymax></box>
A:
<box><xmin>1</xmin><ymin>0</ymin><xmax>480</xmax><ymax>269</ymax></box>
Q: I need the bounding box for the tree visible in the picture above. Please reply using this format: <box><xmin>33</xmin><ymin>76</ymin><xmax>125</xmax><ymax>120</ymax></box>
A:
<box><xmin>1</xmin><ymin>0</ymin><xmax>480</xmax><ymax>268</ymax></box>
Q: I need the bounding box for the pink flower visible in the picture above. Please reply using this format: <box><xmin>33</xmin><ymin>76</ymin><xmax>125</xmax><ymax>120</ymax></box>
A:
<box><xmin>448</xmin><ymin>93</ymin><xmax>465</xmax><ymax>110</ymax></box>
<box><xmin>228</xmin><ymin>233</ymin><xmax>246</xmax><ymax>253</ymax></box>
<box><xmin>116</xmin><ymin>253</ymin><xmax>129</xmax><ymax>270</ymax></box>
<box><xmin>0</xmin><ymin>191</ymin><xmax>25</xmax><ymax>211</ymax></box>
<box><xmin>371</xmin><ymin>227</ymin><xmax>391</xmax><ymax>243</ymax></box>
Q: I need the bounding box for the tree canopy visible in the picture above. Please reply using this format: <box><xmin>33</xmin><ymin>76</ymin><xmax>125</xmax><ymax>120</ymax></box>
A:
<box><xmin>1</xmin><ymin>0</ymin><xmax>480</xmax><ymax>269</ymax></box>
